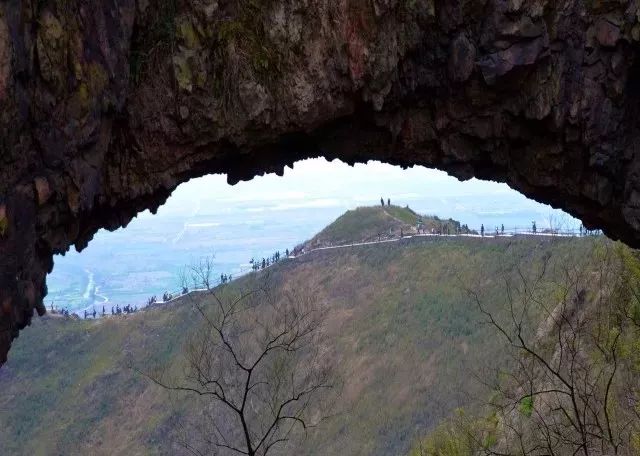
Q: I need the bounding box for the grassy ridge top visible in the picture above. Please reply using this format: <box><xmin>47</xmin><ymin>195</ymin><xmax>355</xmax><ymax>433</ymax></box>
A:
<box><xmin>305</xmin><ymin>205</ymin><xmax>465</xmax><ymax>249</ymax></box>
<box><xmin>0</xmin><ymin>234</ymin><xmax>599</xmax><ymax>456</ymax></box>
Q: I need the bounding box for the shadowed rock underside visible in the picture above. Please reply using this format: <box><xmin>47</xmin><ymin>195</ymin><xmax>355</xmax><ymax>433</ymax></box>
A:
<box><xmin>1</xmin><ymin>0</ymin><xmax>640</xmax><ymax>363</ymax></box>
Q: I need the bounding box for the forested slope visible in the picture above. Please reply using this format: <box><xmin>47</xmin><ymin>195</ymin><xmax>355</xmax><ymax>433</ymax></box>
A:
<box><xmin>0</xmin><ymin>220</ymin><xmax>603</xmax><ymax>455</ymax></box>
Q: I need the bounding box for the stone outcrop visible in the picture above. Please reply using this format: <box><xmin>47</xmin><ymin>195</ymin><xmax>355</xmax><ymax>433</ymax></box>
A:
<box><xmin>1</xmin><ymin>0</ymin><xmax>640</xmax><ymax>364</ymax></box>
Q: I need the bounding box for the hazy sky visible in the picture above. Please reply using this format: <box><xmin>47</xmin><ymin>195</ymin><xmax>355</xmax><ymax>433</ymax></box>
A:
<box><xmin>148</xmin><ymin>158</ymin><xmax>578</xmax><ymax>229</ymax></box>
<box><xmin>163</xmin><ymin>158</ymin><xmax>511</xmax><ymax>208</ymax></box>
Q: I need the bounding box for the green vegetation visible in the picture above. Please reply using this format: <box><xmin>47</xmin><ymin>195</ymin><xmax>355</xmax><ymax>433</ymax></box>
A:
<box><xmin>307</xmin><ymin>206</ymin><xmax>407</xmax><ymax>247</ymax></box>
<box><xmin>215</xmin><ymin>0</ymin><xmax>281</xmax><ymax>79</ymax></box>
<box><xmin>128</xmin><ymin>0</ymin><xmax>286</xmax><ymax>103</ymax></box>
<box><xmin>144</xmin><ymin>274</ymin><xmax>335</xmax><ymax>456</ymax></box>
<box><xmin>129</xmin><ymin>0</ymin><xmax>178</xmax><ymax>86</ymax></box>
<box><xmin>407</xmin><ymin>241</ymin><xmax>640</xmax><ymax>456</ymax></box>
<box><xmin>384</xmin><ymin>204</ymin><xmax>421</xmax><ymax>224</ymax></box>
<box><xmin>0</xmin><ymin>228</ymin><xmax>601</xmax><ymax>455</ymax></box>
<box><xmin>408</xmin><ymin>410</ymin><xmax>500</xmax><ymax>456</ymax></box>
<box><xmin>208</xmin><ymin>0</ymin><xmax>287</xmax><ymax>107</ymax></box>
<box><xmin>305</xmin><ymin>205</ymin><xmax>470</xmax><ymax>249</ymax></box>
<box><xmin>518</xmin><ymin>395</ymin><xmax>534</xmax><ymax>418</ymax></box>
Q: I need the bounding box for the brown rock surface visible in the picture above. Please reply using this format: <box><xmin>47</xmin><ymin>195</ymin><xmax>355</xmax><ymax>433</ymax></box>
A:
<box><xmin>1</xmin><ymin>0</ymin><xmax>640</xmax><ymax>364</ymax></box>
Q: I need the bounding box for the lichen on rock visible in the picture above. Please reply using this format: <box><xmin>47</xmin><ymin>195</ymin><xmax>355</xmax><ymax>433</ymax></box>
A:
<box><xmin>36</xmin><ymin>10</ymin><xmax>66</xmax><ymax>92</ymax></box>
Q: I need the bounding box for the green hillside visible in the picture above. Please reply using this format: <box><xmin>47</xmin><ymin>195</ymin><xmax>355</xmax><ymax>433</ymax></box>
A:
<box><xmin>304</xmin><ymin>205</ymin><xmax>468</xmax><ymax>249</ymax></box>
<box><xmin>0</xmin><ymin>232</ymin><xmax>601</xmax><ymax>456</ymax></box>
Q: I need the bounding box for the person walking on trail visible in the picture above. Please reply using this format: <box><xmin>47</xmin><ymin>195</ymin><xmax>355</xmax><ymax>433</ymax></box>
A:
<box><xmin>501</xmin><ymin>224</ymin><xmax>504</xmax><ymax>235</ymax></box>
<box><xmin>481</xmin><ymin>224</ymin><xmax>485</xmax><ymax>237</ymax></box>
<box><xmin>381</xmin><ymin>197</ymin><xmax>384</xmax><ymax>207</ymax></box>
<box><xmin>92</xmin><ymin>308</ymin><xmax>96</xmax><ymax>319</ymax></box>
<box><xmin>387</xmin><ymin>198</ymin><xmax>391</xmax><ymax>206</ymax></box>
<box><xmin>532</xmin><ymin>221</ymin><xmax>537</xmax><ymax>234</ymax></box>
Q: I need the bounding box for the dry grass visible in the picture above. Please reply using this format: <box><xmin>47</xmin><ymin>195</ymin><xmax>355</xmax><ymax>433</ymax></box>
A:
<box><xmin>0</xmin><ymin>235</ymin><xmax>598</xmax><ymax>456</ymax></box>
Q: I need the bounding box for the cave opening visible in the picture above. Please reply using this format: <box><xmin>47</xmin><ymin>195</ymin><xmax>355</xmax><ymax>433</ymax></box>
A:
<box><xmin>5</xmin><ymin>158</ymin><xmax>613</xmax><ymax>456</ymax></box>
<box><xmin>45</xmin><ymin>158</ymin><xmax>580</xmax><ymax>318</ymax></box>
<box><xmin>2</xmin><ymin>0</ymin><xmax>640</xmax><ymax>451</ymax></box>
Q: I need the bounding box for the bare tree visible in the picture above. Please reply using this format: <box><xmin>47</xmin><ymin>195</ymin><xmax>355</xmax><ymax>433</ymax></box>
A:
<box><xmin>140</xmin><ymin>257</ymin><xmax>337</xmax><ymax>456</ymax></box>
<box><xmin>465</xmin><ymin>242</ymin><xmax>640</xmax><ymax>456</ymax></box>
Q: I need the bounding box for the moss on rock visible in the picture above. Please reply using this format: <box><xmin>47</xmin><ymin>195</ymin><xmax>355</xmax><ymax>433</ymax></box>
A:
<box><xmin>36</xmin><ymin>11</ymin><xmax>66</xmax><ymax>91</ymax></box>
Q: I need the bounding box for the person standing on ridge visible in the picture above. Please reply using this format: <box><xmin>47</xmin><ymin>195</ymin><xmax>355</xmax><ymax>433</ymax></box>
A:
<box><xmin>532</xmin><ymin>221</ymin><xmax>537</xmax><ymax>234</ymax></box>
<box><xmin>387</xmin><ymin>198</ymin><xmax>391</xmax><ymax>206</ymax></box>
<box><xmin>481</xmin><ymin>224</ymin><xmax>485</xmax><ymax>237</ymax></box>
<box><xmin>380</xmin><ymin>197</ymin><xmax>384</xmax><ymax>207</ymax></box>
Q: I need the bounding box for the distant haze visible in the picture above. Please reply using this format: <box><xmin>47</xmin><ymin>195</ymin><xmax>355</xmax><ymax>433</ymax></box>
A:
<box><xmin>48</xmin><ymin>159</ymin><xmax>578</xmax><ymax>313</ymax></box>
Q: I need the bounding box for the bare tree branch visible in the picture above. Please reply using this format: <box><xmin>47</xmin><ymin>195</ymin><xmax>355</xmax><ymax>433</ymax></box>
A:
<box><xmin>139</xmin><ymin>257</ymin><xmax>338</xmax><ymax>456</ymax></box>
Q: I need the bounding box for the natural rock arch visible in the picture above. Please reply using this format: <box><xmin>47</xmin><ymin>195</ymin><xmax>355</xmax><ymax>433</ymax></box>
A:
<box><xmin>1</xmin><ymin>0</ymin><xmax>640</xmax><ymax>364</ymax></box>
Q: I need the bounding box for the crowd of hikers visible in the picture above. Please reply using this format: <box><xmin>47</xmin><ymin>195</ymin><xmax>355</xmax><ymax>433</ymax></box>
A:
<box><xmin>415</xmin><ymin>223</ymin><xmax>472</xmax><ymax>236</ymax></box>
<box><xmin>49</xmin><ymin>303</ymin><xmax>138</xmax><ymax>319</ymax></box>
<box><xmin>479</xmin><ymin>224</ymin><xmax>507</xmax><ymax>237</ymax></box>
<box><xmin>250</xmin><ymin>249</ymin><xmax>289</xmax><ymax>272</ymax></box>
<box><xmin>46</xmin><ymin>262</ymin><xmax>262</xmax><ymax>321</ymax></box>
<box><xmin>49</xmin><ymin>303</ymin><xmax>71</xmax><ymax>317</ymax></box>
<box><xmin>477</xmin><ymin>221</ymin><xmax>602</xmax><ymax>237</ymax></box>
<box><xmin>111</xmin><ymin>304</ymin><xmax>137</xmax><ymax>315</ymax></box>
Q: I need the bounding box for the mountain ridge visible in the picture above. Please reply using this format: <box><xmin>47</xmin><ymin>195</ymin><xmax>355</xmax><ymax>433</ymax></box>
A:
<box><xmin>0</xmin><ymin>208</ymin><xmax>603</xmax><ymax>455</ymax></box>
<box><xmin>302</xmin><ymin>205</ymin><xmax>470</xmax><ymax>251</ymax></box>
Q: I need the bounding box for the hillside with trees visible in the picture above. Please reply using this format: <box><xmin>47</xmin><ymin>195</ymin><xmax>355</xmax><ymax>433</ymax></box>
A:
<box><xmin>0</xmin><ymin>210</ymin><xmax>635</xmax><ymax>455</ymax></box>
<box><xmin>407</xmin><ymin>241</ymin><xmax>640</xmax><ymax>456</ymax></box>
<box><xmin>304</xmin><ymin>205</ymin><xmax>470</xmax><ymax>250</ymax></box>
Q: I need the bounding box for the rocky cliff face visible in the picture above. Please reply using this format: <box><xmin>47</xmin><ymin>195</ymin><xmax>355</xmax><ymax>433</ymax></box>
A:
<box><xmin>0</xmin><ymin>0</ymin><xmax>639</xmax><ymax>364</ymax></box>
